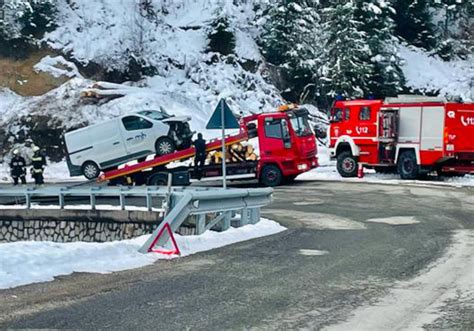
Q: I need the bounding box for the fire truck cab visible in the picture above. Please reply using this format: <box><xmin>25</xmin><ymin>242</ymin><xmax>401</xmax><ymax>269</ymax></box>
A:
<box><xmin>328</xmin><ymin>95</ymin><xmax>474</xmax><ymax>179</ymax></box>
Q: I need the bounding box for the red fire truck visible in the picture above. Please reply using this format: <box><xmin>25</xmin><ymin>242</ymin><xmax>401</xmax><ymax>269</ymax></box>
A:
<box><xmin>98</xmin><ymin>105</ymin><xmax>318</xmax><ymax>186</ymax></box>
<box><xmin>328</xmin><ymin>95</ymin><xmax>474</xmax><ymax>179</ymax></box>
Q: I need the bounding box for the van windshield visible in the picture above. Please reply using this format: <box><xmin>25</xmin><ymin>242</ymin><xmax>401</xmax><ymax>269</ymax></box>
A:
<box><xmin>137</xmin><ymin>110</ymin><xmax>170</xmax><ymax>121</ymax></box>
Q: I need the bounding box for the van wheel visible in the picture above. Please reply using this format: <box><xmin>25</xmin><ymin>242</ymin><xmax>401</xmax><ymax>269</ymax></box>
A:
<box><xmin>155</xmin><ymin>137</ymin><xmax>176</xmax><ymax>156</ymax></box>
<box><xmin>336</xmin><ymin>152</ymin><xmax>358</xmax><ymax>177</ymax></box>
<box><xmin>398</xmin><ymin>150</ymin><xmax>419</xmax><ymax>179</ymax></box>
<box><xmin>260</xmin><ymin>165</ymin><xmax>282</xmax><ymax>187</ymax></box>
<box><xmin>82</xmin><ymin>161</ymin><xmax>100</xmax><ymax>180</ymax></box>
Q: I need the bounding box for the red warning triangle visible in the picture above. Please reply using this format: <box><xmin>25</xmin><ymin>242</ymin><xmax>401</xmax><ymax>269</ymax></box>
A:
<box><xmin>147</xmin><ymin>223</ymin><xmax>181</xmax><ymax>256</ymax></box>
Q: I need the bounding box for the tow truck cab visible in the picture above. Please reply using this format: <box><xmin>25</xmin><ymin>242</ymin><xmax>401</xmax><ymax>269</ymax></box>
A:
<box><xmin>246</xmin><ymin>106</ymin><xmax>318</xmax><ymax>185</ymax></box>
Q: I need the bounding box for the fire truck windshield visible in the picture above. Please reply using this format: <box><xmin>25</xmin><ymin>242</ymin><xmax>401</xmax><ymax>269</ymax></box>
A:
<box><xmin>289</xmin><ymin>113</ymin><xmax>312</xmax><ymax>137</ymax></box>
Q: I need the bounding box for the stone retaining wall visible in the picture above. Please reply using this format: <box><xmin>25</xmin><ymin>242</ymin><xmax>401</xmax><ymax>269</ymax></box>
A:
<box><xmin>0</xmin><ymin>209</ymin><xmax>162</xmax><ymax>243</ymax></box>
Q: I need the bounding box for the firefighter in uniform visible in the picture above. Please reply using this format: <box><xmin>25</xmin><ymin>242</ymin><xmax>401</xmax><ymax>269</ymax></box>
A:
<box><xmin>31</xmin><ymin>146</ymin><xmax>46</xmax><ymax>185</ymax></box>
<box><xmin>9</xmin><ymin>150</ymin><xmax>27</xmax><ymax>185</ymax></box>
<box><xmin>193</xmin><ymin>133</ymin><xmax>206</xmax><ymax>179</ymax></box>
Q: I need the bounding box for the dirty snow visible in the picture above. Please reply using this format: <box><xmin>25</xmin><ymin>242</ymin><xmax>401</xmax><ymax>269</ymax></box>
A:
<box><xmin>0</xmin><ymin>218</ymin><xmax>285</xmax><ymax>289</ymax></box>
<box><xmin>299</xmin><ymin>249</ymin><xmax>329</xmax><ymax>256</ymax></box>
<box><xmin>325</xmin><ymin>230</ymin><xmax>474</xmax><ymax>331</ymax></box>
<box><xmin>365</xmin><ymin>216</ymin><xmax>420</xmax><ymax>225</ymax></box>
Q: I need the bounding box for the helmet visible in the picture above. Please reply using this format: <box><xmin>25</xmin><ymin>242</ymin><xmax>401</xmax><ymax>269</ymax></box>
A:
<box><xmin>32</xmin><ymin>146</ymin><xmax>40</xmax><ymax>152</ymax></box>
<box><xmin>12</xmin><ymin>149</ymin><xmax>19</xmax><ymax>155</ymax></box>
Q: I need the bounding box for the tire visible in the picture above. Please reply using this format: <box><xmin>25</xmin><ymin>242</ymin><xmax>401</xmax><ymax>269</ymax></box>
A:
<box><xmin>147</xmin><ymin>172</ymin><xmax>169</xmax><ymax>186</ymax></box>
<box><xmin>397</xmin><ymin>150</ymin><xmax>419</xmax><ymax>180</ymax></box>
<box><xmin>336</xmin><ymin>151</ymin><xmax>358</xmax><ymax>177</ymax></box>
<box><xmin>82</xmin><ymin>161</ymin><xmax>100</xmax><ymax>180</ymax></box>
<box><xmin>260</xmin><ymin>165</ymin><xmax>283</xmax><ymax>187</ymax></box>
<box><xmin>155</xmin><ymin>137</ymin><xmax>176</xmax><ymax>156</ymax></box>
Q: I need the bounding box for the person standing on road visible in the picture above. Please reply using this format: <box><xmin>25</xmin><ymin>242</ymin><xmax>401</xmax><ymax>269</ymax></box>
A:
<box><xmin>31</xmin><ymin>146</ymin><xmax>46</xmax><ymax>185</ymax></box>
<box><xmin>193</xmin><ymin>133</ymin><xmax>206</xmax><ymax>179</ymax></box>
<box><xmin>9</xmin><ymin>150</ymin><xmax>27</xmax><ymax>185</ymax></box>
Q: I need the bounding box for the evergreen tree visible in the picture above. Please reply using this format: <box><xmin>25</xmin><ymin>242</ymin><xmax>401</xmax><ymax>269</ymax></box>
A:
<box><xmin>432</xmin><ymin>0</ymin><xmax>473</xmax><ymax>60</ymax></box>
<box><xmin>207</xmin><ymin>13</ymin><xmax>235</xmax><ymax>56</ymax></box>
<box><xmin>391</xmin><ymin>0</ymin><xmax>436</xmax><ymax>50</ymax></box>
<box><xmin>355</xmin><ymin>0</ymin><xmax>404</xmax><ymax>97</ymax></box>
<box><xmin>261</xmin><ymin>0</ymin><xmax>321</xmax><ymax>102</ymax></box>
<box><xmin>18</xmin><ymin>1</ymin><xmax>58</xmax><ymax>41</ymax></box>
<box><xmin>320</xmin><ymin>0</ymin><xmax>373</xmax><ymax>99</ymax></box>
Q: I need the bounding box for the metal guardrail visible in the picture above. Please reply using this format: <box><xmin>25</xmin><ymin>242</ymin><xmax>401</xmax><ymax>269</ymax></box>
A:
<box><xmin>138</xmin><ymin>187</ymin><xmax>273</xmax><ymax>253</ymax></box>
<box><xmin>0</xmin><ymin>186</ymin><xmax>169</xmax><ymax>211</ymax></box>
<box><xmin>0</xmin><ymin>186</ymin><xmax>274</xmax><ymax>253</ymax></box>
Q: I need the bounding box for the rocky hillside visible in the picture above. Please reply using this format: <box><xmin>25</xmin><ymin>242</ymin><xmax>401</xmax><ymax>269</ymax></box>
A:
<box><xmin>0</xmin><ymin>0</ymin><xmax>472</xmax><ymax>162</ymax></box>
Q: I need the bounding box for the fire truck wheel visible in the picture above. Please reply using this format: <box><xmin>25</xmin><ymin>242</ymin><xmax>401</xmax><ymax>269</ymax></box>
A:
<box><xmin>82</xmin><ymin>161</ymin><xmax>100</xmax><ymax>180</ymax></box>
<box><xmin>336</xmin><ymin>152</ymin><xmax>358</xmax><ymax>177</ymax></box>
<box><xmin>261</xmin><ymin>165</ymin><xmax>283</xmax><ymax>187</ymax></box>
<box><xmin>155</xmin><ymin>137</ymin><xmax>176</xmax><ymax>156</ymax></box>
<box><xmin>397</xmin><ymin>150</ymin><xmax>419</xmax><ymax>179</ymax></box>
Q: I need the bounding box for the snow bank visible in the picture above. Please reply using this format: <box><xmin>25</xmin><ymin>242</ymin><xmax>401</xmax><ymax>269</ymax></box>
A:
<box><xmin>0</xmin><ymin>218</ymin><xmax>286</xmax><ymax>289</ymax></box>
<box><xmin>33</xmin><ymin>55</ymin><xmax>80</xmax><ymax>78</ymax></box>
<box><xmin>365</xmin><ymin>216</ymin><xmax>420</xmax><ymax>225</ymax></box>
<box><xmin>399</xmin><ymin>45</ymin><xmax>474</xmax><ymax>101</ymax></box>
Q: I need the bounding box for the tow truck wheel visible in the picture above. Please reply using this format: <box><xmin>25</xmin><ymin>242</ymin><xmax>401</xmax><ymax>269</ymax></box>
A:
<box><xmin>82</xmin><ymin>161</ymin><xmax>100</xmax><ymax>180</ymax></box>
<box><xmin>336</xmin><ymin>152</ymin><xmax>358</xmax><ymax>177</ymax></box>
<box><xmin>147</xmin><ymin>172</ymin><xmax>169</xmax><ymax>186</ymax></box>
<box><xmin>398</xmin><ymin>150</ymin><xmax>419</xmax><ymax>180</ymax></box>
<box><xmin>155</xmin><ymin>137</ymin><xmax>176</xmax><ymax>156</ymax></box>
<box><xmin>260</xmin><ymin>165</ymin><xmax>282</xmax><ymax>187</ymax></box>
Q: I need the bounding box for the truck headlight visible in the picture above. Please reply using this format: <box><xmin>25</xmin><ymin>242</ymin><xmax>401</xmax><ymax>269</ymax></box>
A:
<box><xmin>298</xmin><ymin>163</ymin><xmax>308</xmax><ymax>171</ymax></box>
<box><xmin>446</xmin><ymin>144</ymin><xmax>454</xmax><ymax>151</ymax></box>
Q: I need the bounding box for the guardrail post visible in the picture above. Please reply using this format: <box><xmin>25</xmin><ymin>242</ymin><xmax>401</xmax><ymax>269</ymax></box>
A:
<box><xmin>59</xmin><ymin>193</ymin><xmax>65</xmax><ymax>209</ymax></box>
<box><xmin>196</xmin><ymin>214</ymin><xmax>206</xmax><ymax>235</ymax></box>
<box><xmin>25</xmin><ymin>193</ymin><xmax>31</xmax><ymax>209</ymax></box>
<box><xmin>146</xmin><ymin>193</ymin><xmax>152</xmax><ymax>211</ymax></box>
<box><xmin>240</xmin><ymin>208</ymin><xmax>249</xmax><ymax>226</ymax></box>
<box><xmin>249</xmin><ymin>208</ymin><xmax>260</xmax><ymax>224</ymax></box>
<box><xmin>221</xmin><ymin>211</ymin><xmax>231</xmax><ymax>231</ymax></box>
<box><xmin>90</xmin><ymin>194</ymin><xmax>96</xmax><ymax>210</ymax></box>
<box><xmin>119</xmin><ymin>194</ymin><xmax>125</xmax><ymax>211</ymax></box>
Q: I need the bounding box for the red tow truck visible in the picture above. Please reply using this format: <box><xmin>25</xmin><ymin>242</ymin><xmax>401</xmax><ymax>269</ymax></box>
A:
<box><xmin>98</xmin><ymin>104</ymin><xmax>318</xmax><ymax>186</ymax></box>
<box><xmin>328</xmin><ymin>95</ymin><xmax>474</xmax><ymax>179</ymax></box>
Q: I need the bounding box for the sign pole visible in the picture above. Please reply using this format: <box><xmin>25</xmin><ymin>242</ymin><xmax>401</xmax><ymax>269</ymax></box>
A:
<box><xmin>221</xmin><ymin>99</ymin><xmax>227</xmax><ymax>189</ymax></box>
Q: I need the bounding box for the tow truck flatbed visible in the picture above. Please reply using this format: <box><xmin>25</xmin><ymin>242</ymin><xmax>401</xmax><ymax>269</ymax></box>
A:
<box><xmin>98</xmin><ymin>131</ymin><xmax>248</xmax><ymax>182</ymax></box>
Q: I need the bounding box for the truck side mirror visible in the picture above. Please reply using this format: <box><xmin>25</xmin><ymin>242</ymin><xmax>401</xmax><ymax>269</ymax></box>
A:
<box><xmin>314</xmin><ymin>127</ymin><xmax>327</xmax><ymax>139</ymax></box>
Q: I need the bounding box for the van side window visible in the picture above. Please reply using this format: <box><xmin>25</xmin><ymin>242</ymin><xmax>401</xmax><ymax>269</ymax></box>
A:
<box><xmin>344</xmin><ymin>108</ymin><xmax>350</xmax><ymax>121</ymax></box>
<box><xmin>359</xmin><ymin>106</ymin><xmax>371</xmax><ymax>120</ymax></box>
<box><xmin>264</xmin><ymin>119</ymin><xmax>283</xmax><ymax>139</ymax></box>
<box><xmin>122</xmin><ymin>116</ymin><xmax>153</xmax><ymax>131</ymax></box>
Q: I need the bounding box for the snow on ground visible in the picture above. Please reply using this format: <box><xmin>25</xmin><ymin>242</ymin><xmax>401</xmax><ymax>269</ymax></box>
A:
<box><xmin>399</xmin><ymin>44</ymin><xmax>474</xmax><ymax>101</ymax></box>
<box><xmin>325</xmin><ymin>229</ymin><xmax>474</xmax><ymax>331</ymax></box>
<box><xmin>0</xmin><ymin>218</ymin><xmax>285</xmax><ymax>289</ymax></box>
<box><xmin>33</xmin><ymin>55</ymin><xmax>80</xmax><ymax>78</ymax></box>
<box><xmin>299</xmin><ymin>249</ymin><xmax>329</xmax><ymax>256</ymax></box>
<box><xmin>0</xmin><ymin>160</ymin><xmax>84</xmax><ymax>184</ymax></box>
<box><xmin>364</xmin><ymin>216</ymin><xmax>420</xmax><ymax>225</ymax></box>
<box><xmin>297</xmin><ymin>145</ymin><xmax>474</xmax><ymax>188</ymax></box>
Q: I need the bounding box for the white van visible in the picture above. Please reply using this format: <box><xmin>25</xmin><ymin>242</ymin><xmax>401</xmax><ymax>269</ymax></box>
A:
<box><xmin>64</xmin><ymin>110</ymin><xmax>193</xmax><ymax>179</ymax></box>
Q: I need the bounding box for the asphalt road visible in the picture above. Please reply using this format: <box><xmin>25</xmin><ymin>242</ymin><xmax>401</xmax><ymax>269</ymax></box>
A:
<box><xmin>0</xmin><ymin>181</ymin><xmax>473</xmax><ymax>330</ymax></box>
